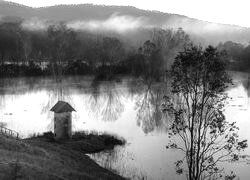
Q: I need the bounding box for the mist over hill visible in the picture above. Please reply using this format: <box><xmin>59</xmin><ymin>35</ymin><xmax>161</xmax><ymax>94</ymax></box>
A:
<box><xmin>0</xmin><ymin>1</ymin><xmax>250</xmax><ymax>45</ymax></box>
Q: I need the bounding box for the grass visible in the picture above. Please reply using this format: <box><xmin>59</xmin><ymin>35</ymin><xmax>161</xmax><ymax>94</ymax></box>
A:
<box><xmin>72</xmin><ymin>131</ymin><xmax>125</xmax><ymax>148</ymax></box>
<box><xmin>0</xmin><ymin>131</ymin><xmax>126</xmax><ymax>180</ymax></box>
<box><xmin>28</xmin><ymin>131</ymin><xmax>126</xmax><ymax>153</ymax></box>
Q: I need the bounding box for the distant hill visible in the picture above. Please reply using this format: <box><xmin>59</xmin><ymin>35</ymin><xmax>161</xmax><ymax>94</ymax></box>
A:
<box><xmin>0</xmin><ymin>1</ymin><xmax>183</xmax><ymax>22</ymax></box>
<box><xmin>0</xmin><ymin>1</ymin><xmax>250</xmax><ymax>45</ymax></box>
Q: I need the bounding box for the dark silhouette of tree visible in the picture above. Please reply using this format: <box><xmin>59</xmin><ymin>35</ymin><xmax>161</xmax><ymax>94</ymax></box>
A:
<box><xmin>0</xmin><ymin>29</ymin><xmax>15</xmax><ymax>65</ymax></box>
<box><xmin>216</xmin><ymin>41</ymin><xmax>250</xmax><ymax>71</ymax></box>
<box><xmin>77</xmin><ymin>33</ymin><xmax>103</xmax><ymax>72</ymax></box>
<box><xmin>129</xmin><ymin>28</ymin><xmax>190</xmax><ymax>82</ymax></box>
<box><xmin>97</xmin><ymin>37</ymin><xmax>124</xmax><ymax>79</ymax></box>
<box><xmin>47</xmin><ymin>23</ymin><xmax>78</xmax><ymax>80</ymax></box>
<box><xmin>19</xmin><ymin>30</ymin><xmax>32</xmax><ymax>63</ymax></box>
<box><xmin>102</xmin><ymin>37</ymin><xmax>123</xmax><ymax>65</ymax></box>
<box><xmin>163</xmin><ymin>45</ymin><xmax>248</xmax><ymax>180</ymax></box>
<box><xmin>30</xmin><ymin>32</ymin><xmax>50</xmax><ymax>64</ymax></box>
<box><xmin>151</xmin><ymin>28</ymin><xmax>190</xmax><ymax>71</ymax></box>
<box><xmin>217</xmin><ymin>41</ymin><xmax>244</xmax><ymax>62</ymax></box>
<box><xmin>138</xmin><ymin>40</ymin><xmax>163</xmax><ymax>81</ymax></box>
<box><xmin>0</xmin><ymin>22</ymin><xmax>21</xmax><ymax>65</ymax></box>
<box><xmin>241</xmin><ymin>45</ymin><xmax>250</xmax><ymax>69</ymax></box>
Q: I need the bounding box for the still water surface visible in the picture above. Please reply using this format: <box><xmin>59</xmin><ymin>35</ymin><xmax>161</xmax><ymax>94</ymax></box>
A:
<box><xmin>0</xmin><ymin>72</ymin><xmax>250</xmax><ymax>179</ymax></box>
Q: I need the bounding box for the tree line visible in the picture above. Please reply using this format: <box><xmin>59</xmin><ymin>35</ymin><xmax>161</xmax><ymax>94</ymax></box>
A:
<box><xmin>1</xmin><ymin>20</ymin><xmax>249</xmax><ymax>79</ymax></box>
<box><xmin>217</xmin><ymin>41</ymin><xmax>250</xmax><ymax>71</ymax></box>
<box><xmin>0</xmin><ymin>21</ymin><xmax>190</xmax><ymax>79</ymax></box>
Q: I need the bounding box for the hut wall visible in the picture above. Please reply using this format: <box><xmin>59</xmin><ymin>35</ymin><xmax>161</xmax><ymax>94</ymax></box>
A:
<box><xmin>54</xmin><ymin>112</ymin><xmax>72</xmax><ymax>139</ymax></box>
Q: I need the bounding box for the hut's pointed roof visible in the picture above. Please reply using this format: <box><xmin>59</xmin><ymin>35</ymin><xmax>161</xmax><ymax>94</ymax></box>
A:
<box><xmin>50</xmin><ymin>101</ymin><xmax>76</xmax><ymax>113</ymax></box>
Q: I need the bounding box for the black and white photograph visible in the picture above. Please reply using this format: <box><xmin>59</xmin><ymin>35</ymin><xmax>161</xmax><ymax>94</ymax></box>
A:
<box><xmin>0</xmin><ymin>0</ymin><xmax>250</xmax><ymax>179</ymax></box>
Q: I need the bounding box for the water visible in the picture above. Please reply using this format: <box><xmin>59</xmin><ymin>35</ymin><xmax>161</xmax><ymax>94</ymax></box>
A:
<box><xmin>0</xmin><ymin>72</ymin><xmax>250</xmax><ymax>179</ymax></box>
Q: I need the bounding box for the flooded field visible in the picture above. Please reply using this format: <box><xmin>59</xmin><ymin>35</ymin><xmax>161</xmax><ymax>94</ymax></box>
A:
<box><xmin>0</xmin><ymin>72</ymin><xmax>250</xmax><ymax>179</ymax></box>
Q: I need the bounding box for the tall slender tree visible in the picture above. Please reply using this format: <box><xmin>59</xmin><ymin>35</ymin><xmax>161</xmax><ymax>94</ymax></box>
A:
<box><xmin>163</xmin><ymin>45</ymin><xmax>247</xmax><ymax>180</ymax></box>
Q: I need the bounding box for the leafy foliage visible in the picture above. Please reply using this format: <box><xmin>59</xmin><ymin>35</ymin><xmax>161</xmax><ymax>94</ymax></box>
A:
<box><xmin>163</xmin><ymin>45</ymin><xmax>248</xmax><ymax>180</ymax></box>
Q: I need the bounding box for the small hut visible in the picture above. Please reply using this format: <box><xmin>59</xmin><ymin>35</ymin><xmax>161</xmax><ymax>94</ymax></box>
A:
<box><xmin>50</xmin><ymin>101</ymin><xmax>76</xmax><ymax>140</ymax></box>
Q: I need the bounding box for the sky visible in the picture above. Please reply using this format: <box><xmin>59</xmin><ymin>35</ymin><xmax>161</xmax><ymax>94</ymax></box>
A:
<box><xmin>5</xmin><ymin>0</ymin><xmax>250</xmax><ymax>27</ymax></box>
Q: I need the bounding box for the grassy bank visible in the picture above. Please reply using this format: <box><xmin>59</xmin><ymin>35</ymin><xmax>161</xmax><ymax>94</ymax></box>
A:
<box><xmin>0</xmin><ymin>132</ymin><xmax>126</xmax><ymax>180</ymax></box>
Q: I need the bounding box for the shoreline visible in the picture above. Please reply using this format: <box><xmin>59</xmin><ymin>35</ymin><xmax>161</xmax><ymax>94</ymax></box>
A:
<box><xmin>0</xmin><ymin>132</ymin><xmax>126</xmax><ymax>180</ymax></box>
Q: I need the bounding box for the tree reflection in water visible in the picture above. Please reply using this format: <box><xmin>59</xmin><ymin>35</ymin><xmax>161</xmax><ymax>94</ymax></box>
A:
<box><xmin>134</xmin><ymin>80</ymin><xmax>170</xmax><ymax>134</ymax></box>
<box><xmin>87</xmin><ymin>80</ymin><xmax>103</xmax><ymax>120</ymax></box>
<box><xmin>88</xmin><ymin>80</ymin><xmax>124</xmax><ymax>122</ymax></box>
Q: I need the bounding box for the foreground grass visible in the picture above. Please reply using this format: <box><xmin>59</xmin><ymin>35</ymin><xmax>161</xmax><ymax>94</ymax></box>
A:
<box><xmin>0</xmin><ymin>132</ymin><xmax>126</xmax><ymax>180</ymax></box>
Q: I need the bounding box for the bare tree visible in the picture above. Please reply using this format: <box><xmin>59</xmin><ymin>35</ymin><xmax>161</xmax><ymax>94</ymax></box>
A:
<box><xmin>19</xmin><ymin>30</ymin><xmax>32</xmax><ymax>63</ymax></box>
<box><xmin>151</xmin><ymin>28</ymin><xmax>190</xmax><ymax>71</ymax></box>
<box><xmin>139</xmin><ymin>40</ymin><xmax>163</xmax><ymax>81</ymax></box>
<box><xmin>47</xmin><ymin>23</ymin><xmax>78</xmax><ymax>80</ymax></box>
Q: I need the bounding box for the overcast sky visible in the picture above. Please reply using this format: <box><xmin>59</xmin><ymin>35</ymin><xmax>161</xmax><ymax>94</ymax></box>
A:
<box><xmin>6</xmin><ymin>0</ymin><xmax>250</xmax><ymax>27</ymax></box>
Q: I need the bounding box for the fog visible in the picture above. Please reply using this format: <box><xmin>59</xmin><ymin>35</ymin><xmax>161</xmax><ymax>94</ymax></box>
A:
<box><xmin>67</xmin><ymin>13</ymin><xmax>150</xmax><ymax>33</ymax></box>
<box><xmin>21</xmin><ymin>17</ymin><xmax>49</xmax><ymax>30</ymax></box>
<box><xmin>19</xmin><ymin>13</ymin><xmax>250</xmax><ymax>45</ymax></box>
<box><xmin>163</xmin><ymin>16</ymin><xmax>250</xmax><ymax>45</ymax></box>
